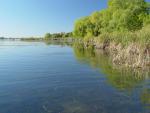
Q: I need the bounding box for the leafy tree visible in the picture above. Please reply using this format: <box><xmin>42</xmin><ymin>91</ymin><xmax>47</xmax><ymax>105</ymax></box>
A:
<box><xmin>73</xmin><ymin>0</ymin><xmax>150</xmax><ymax>38</ymax></box>
<box><xmin>44</xmin><ymin>32</ymin><xmax>72</xmax><ymax>40</ymax></box>
<box><xmin>73</xmin><ymin>17</ymin><xmax>92</xmax><ymax>38</ymax></box>
<box><xmin>44</xmin><ymin>33</ymin><xmax>52</xmax><ymax>39</ymax></box>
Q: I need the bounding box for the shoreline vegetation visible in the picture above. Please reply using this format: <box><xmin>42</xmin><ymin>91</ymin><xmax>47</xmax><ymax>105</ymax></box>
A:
<box><xmin>72</xmin><ymin>0</ymin><xmax>150</xmax><ymax>71</ymax></box>
<box><xmin>73</xmin><ymin>0</ymin><xmax>150</xmax><ymax>72</ymax></box>
<box><xmin>0</xmin><ymin>0</ymin><xmax>149</xmax><ymax>71</ymax></box>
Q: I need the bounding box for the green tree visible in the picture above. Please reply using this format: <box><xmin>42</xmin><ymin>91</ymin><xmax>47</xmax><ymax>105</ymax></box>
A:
<box><xmin>73</xmin><ymin>16</ymin><xmax>93</xmax><ymax>38</ymax></box>
<box><xmin>73</xmin><ymin>0</ymin><xmax>150</xmax><ymax>38</ymax></box>
<box><xmin>44</xmin><ymin>33</ymin><xmax>52</xmax><ymax>39</ymax></box>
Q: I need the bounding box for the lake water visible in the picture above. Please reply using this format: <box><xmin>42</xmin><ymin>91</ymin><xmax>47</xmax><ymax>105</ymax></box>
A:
<box><xmin>0</xmin><ymin>40</ymin><xmax>150</xmax><ymax>113</ymax></box>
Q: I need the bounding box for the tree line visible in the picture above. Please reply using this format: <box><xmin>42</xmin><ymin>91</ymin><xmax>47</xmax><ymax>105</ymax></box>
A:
<box><xmin>44</xmin><ymin>32</ymin><xmax>72</xmax><ymax>40</ymax></box>
<box><xmin>73</xmin><ymin>0</ymin><xmax>150</xmax><ymax>39</ymax></box>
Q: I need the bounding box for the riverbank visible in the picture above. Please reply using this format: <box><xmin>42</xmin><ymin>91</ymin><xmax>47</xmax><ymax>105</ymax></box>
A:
<box><xmin>20</xmin><ymin>35</ymin><xmax>150</xmax><ymax>71</ymax></box>
<box><xmin>3</xmin><ymin>34</ymin><xmax>148</xmax><ymax>71</ymax></box>
<box><xmin>71</xmin><ymin>0</ymin><xmax>150</xmax><ymax>72</ymax></box>
<box><xmin>74</xmin><ymin>38</ymin><xmax>149</xmax><ymax>72</ymax></box>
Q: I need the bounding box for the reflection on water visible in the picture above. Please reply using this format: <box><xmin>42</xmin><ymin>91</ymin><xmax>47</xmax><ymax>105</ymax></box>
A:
<box><xmin>141</xmin><ymin>89</ymin><xmax>150</xmax><ymax>109</ymax></box>
<box><xmin>73</xmin><ymin>42</ymin><xmax>150</xmax><ymax>110</ymax></box>
<box><xmin>0</xmin><ymin>40</ymin><xmax>150</xmax><ymax>113</ymax></box>
<box><xmin>73</xmin><ymin>43</ymin><xmax>150</xmax><ymax>90</ymax></box>
<box><xmin>44</xmin><ymin>40</ymin><xmax>73</xmax><ymax>47</ymax></box>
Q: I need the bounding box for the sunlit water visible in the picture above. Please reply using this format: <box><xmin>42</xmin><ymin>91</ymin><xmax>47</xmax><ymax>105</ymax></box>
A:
<box><xmin>0</xmin><ymin>40</ymin><xmax>150</xmax><ymax>113</ymax></box>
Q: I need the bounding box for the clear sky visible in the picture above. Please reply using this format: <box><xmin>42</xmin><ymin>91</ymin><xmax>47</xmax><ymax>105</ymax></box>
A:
<box><xmin>0</xmin><ymin>0</ymin><xmax>107</xmax><ymax>38</ymax></box>
<box><xmin>0</xmin><ymin>0</ymin><xmax>149</xmax><ymax>38</ymax></box>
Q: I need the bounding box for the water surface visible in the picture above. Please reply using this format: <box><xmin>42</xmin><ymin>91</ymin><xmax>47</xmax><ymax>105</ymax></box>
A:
<box><xmin>0</xmin><ymin>40</ymin><xmax>150</xmax><ymax>113</ymax></box>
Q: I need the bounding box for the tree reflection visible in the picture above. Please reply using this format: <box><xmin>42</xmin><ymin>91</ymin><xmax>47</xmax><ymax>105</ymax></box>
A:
<box><xmin>73</xmin><ymin>43</ymin><xmax>150</xmax><ymax>110</ymax></box>
<box><xmin>141</xmin><ymin>89</ymin><xmax>150</xmax><ymax>109</ymax></box>
<box><xmin>44</xmin><ymin>40</ymin><xmax>72</xmax><ymax>47</ymax></box>
<box><xmin>73</xmin><ymin>43</ymin><xmax>150</xmax><ymax>91</ymax></box>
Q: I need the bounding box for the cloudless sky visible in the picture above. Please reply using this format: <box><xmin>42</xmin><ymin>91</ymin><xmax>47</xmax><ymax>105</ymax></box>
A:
<box><xmin>0</xmin><ymin>0</ymin><xmax>107</xmax><ymax>38</ymax></box>
<box><xmin>0</xmin><ymin>0</ymin><xmax>149</xmax><ymax>38</ymax></box>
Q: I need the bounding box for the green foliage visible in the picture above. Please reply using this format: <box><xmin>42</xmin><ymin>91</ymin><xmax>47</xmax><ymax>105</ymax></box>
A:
<box><xmin>73</xmin><ymin>0</ymin><xmax>150</xmax><ymax>44</ymax></box>
<box><xmin>45</xmin><ymin>33</ymin><xmax>52</xmax><ymax>39</ymax></box>
<box><xmin>44</xmin><ymin>32</ymin><xmax>72</xmax><ymax>40</ymax></box>
<box><xmin>96</xmin><ymin>25</ymin><xmax>150</xmax><ymax>46</ymax></box>
<box><xmin>73</xmin><ymin>17</ymin><xmax>94</xmax><ymax>38</ymax></box>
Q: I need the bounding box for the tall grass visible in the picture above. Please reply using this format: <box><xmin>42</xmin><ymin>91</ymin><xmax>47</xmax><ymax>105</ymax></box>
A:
<box><xmin>96</xmin><ymin>25</ymin><xmax>150</xmax><ymax>46</ymax></box>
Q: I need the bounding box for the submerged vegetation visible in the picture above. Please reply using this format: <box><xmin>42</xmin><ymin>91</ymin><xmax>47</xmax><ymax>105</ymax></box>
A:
<box><xmin>73</xmin><ymin>0</ymin><xmax>150</xmax><ymax>45</ymax></box>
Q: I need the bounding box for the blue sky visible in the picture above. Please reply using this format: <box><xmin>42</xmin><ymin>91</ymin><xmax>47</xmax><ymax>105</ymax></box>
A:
<box><xmin>0</xmin><ymin>0</ymin><xmax>149</xmax><ymax>38</ymax></box>
<box><xmin>0</xmin><ymin>0</ymin><xmax>107</xmax><ymax>38</ymax></box>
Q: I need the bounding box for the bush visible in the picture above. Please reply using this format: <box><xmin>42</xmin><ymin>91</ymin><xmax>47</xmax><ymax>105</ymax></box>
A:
<box><xmin>73</xmin><ymin>0</ymin><xmax>150</xmax><ymax>45</ymax></box>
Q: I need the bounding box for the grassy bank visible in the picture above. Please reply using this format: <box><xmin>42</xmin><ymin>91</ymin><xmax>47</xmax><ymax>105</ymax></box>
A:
<box><xmin>72</xmin><ymin>0</ymin><xmax>150</xmax><ymax>70</ymax></box>
<box><xmin>73</xmin><ymin>45</ymin><xmax>149</xmax><ymax>90</ymax></box>
<box><xmin>73</xmin><ymin>0</ymin><xmax>150</xmax><ymax>47</ymax></box>
<box><xmin>74</xmin><ymin>37</ymin><xmax>149</xmax><ymax>71</ymax></box>
<box><xmin>74</xmin><ymin>38</ymin><xmax>149</xmax><ymax>72</ymax></box>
